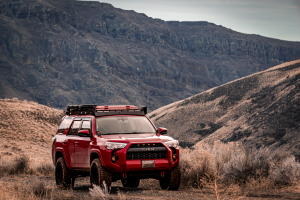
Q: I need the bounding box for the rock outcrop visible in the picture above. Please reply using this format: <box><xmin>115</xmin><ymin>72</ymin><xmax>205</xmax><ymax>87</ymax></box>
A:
<box><xmin>0</xmin><ymin>0</ymin><xmax>299</xmax><ymax>110</ymax></box>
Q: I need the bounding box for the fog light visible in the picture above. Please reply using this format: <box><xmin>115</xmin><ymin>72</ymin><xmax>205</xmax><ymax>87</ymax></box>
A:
<box><xmin>172</xmin><ymin>154</ymin><xmax>177</xmax><ymax>160</ymax></box>
<box><xmin>111</xmin><ymin>156</ymin><xmax>118</xmax><ymax>162</ymax></box>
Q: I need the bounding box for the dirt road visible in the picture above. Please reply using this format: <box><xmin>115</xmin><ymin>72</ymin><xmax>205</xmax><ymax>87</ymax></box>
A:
<box><xmin>1</xmin><ymin>175</ymin><xmax>299</xmax><ymax>200</ymax></box>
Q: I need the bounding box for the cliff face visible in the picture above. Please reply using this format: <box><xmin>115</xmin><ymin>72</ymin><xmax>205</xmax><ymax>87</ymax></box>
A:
<box><xmin>0</xmin><ymin>0</ymin><xmax>299</xmax><ymax>110</ymax></box>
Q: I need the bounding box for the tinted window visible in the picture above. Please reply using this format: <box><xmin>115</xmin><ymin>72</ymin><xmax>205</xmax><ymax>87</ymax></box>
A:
<box><xmin>96</xmin><ymin>116</ymin><xmax>155</xmax><ymax>135</ymax></box>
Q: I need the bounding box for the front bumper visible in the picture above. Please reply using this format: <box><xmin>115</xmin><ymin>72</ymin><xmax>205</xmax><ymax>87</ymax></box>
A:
<box><xmin>99</xmin><ymin>143</ymin><xmax>180</xmax><ymax>173</ymax></box>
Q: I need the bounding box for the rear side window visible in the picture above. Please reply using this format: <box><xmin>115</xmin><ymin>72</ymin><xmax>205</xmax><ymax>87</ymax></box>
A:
<box><xmin>58</xmin><ymin>117</ymin><xmax>73</xmax><ymax>132</ymax></box>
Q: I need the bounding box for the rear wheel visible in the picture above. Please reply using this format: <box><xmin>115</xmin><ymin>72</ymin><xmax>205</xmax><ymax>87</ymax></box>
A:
<box><xmin>159</xmin><ymin>166</ymin><xmax>181</xmax><ymax>190</ymax></box>
<box><xmin>55</xmin><ymin>157</ymin><xmax>73</xmax><ymax>189</ymax></box>
<box><xmin>90</xmin><ymin>158</ymin><xmax>112</xmax><ymax>188</ymax></box>
<box><xmin>121</xmin><ymin>178</ymin><xmax>140</xmax><ymax>188</ymax></box>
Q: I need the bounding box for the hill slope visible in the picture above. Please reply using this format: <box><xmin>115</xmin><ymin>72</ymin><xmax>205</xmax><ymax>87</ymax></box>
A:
<box><xmin>0</xmin><ymin>0</ymin><xmax>300</xmax><ymax>111</ymax></box>
<box><xmin>149</xmin><ymin>59</ymin><xmax>300</xmax><ymax>156</ymax></box>
<box><xmin>0</xmin><ymin>98</ymin><xmax>63</xmax><ymax>162</ymax></box>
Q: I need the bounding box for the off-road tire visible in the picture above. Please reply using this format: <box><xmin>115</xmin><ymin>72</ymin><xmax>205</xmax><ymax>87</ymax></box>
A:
<box><xmin>55</xmin><ymin>157</ymin><xmax>73</xmax><ymax>189</ymax></box>
<box><xmin>159</xmin><ymin>166</ymin><xmax>181</xmax><ymax>190</ymax></box>
<box><xmin>90</xmin><ymin>158</ymin><xmax>112</xmax><ymax>188</ymax></box>
<box><xmin>121</xmin><ymin>178</ymin><xmax>140</xmax><ymax>188</ymax></box>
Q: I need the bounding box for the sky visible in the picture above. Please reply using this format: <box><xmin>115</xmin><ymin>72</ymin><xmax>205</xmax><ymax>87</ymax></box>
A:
<box><xmin>80</xmin><ymin>0</ymin><xmax>300</xmax><ymax>42</ymax></box>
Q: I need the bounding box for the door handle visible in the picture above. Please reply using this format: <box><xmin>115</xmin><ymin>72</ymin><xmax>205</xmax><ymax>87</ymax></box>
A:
<box><xmin>75</xmin><ymin>141</ymin><xmax>79</xmax><ymax>146</ymax></box>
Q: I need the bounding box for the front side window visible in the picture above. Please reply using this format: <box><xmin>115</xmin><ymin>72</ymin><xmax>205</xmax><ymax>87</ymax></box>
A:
<box><xmin>69</xmin><ymin>119</ymin><xmax>82</xmax><ymax>135</ymax></box>
<box><xmin>81</xmin><ymin>120</ymin><xmax>91</xmax><ymax>131</ymax></box>
<box><xmin>96</xmin><ymin>116</ymin><xmax>156</xmax><ymax>135</ymax></box>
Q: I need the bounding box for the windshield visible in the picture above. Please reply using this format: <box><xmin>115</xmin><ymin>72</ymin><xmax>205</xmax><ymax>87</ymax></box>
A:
<box><xmin>96</xmin><ymin>116</ymin><xmax>156</xmax><ymax>135</ymax></box>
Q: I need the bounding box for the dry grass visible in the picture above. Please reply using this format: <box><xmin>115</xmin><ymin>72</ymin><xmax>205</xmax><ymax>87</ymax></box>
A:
<box><xmin>180</xmin><ymin>141</ymin><xmax>300</xmax><ymax>191</ymax></box>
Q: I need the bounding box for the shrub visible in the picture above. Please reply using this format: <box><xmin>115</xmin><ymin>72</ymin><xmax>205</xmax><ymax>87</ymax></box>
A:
<box><xmin>0</xmin><ymin>155</ymin><xmax>54</xmax><ymax>177</ymax></box>
<box><xmin>180</xmin><ymin>141</ymin><xmax>300</xmax><ymax>188</ymax></box>
<box><xmin>9</xmin><ymin>155</ymin><xmax>30</xmax><ymax>175</ymax></box>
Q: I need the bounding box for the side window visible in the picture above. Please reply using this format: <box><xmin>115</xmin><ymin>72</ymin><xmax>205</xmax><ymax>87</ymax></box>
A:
<box><xmin>81</xmin><ymin>120</ymin><xmax>91</xmax><ymax>131</ymax></box>
<box><xmin>58</xmin><ymin>117</ymin><xmax>73</xmax><ymax>133</ymax></box>
<box><xmin>69</xmin><ymin>119</ymin><xmax>82</xmax><ymax>136</ymax></box>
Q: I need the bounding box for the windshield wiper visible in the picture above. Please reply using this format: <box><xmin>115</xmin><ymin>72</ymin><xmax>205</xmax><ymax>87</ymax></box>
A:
<box><xmin>122</xmin><ymin>132</ymin><xmax>139</xmax><ymax>134</ymax></box>
<box><xmin>118</xmin><ymin>132</ymin><xmax>155</xmax><ymax>134</ymax></box>
<box><xmin>103</xmin><ymin>132</ymin><xmax>154</xmax><ymax>135</ymax></box>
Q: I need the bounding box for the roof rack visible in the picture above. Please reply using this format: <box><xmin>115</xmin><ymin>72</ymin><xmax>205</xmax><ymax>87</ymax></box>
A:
<box><xmin>65</xmin><ymin>105</ymin><xmax>147</xmax><ymax>116</ymax></box>
<box><xmin>95</xmin><ymin>106</ymin><xmax>147</xmax><ymax>116</ymax></box>
<box><xmin>66</xmin><ymin>104</ymin><xmax>97</xmax><ymax>115</ymax></box>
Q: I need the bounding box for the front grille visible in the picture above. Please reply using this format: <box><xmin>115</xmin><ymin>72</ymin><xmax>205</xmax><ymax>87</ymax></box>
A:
<box><xmin>130</xmin><ymin>143</ymin><xmax>165</xmax><ymax>148</ymax></box>
<box><xmin>126</xmin><ymin>151</ymin><xmax>167</xmax><ymax>160</ymax></box>
<box><xmin>126</xmin><ymin>143</ymin><xmax>167</xmax><ymax>160</ymax></box>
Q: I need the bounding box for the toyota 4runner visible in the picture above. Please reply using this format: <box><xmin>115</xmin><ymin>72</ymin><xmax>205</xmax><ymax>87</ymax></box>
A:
<box><xmin>52</xmin><ymin>105</ymin><xmax>181</xmax><ymax>190</ymax></box>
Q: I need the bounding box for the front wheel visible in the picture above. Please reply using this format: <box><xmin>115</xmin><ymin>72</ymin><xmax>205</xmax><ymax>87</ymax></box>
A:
<box><xmin>121</xmin><ymin>178</ymin><xmax>140</xmax><ymax>188</ymax></box>
<box><xmin>159</xmin><ymin>166</ymin><xmax>181</xmax><ymax>190</ymax></box>
<box><xmin>55</xmin><ymin>157</ymin><xmax>73</xmax><ymax>189</ymax></box>
<box><xmin>90</xmin><ymin>158</ymin><xmax>112</xmax><ymax>188</ymax></box>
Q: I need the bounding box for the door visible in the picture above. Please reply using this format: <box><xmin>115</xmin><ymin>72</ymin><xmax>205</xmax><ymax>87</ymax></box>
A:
<box><xmin>74</xmin><ymin>118</ymin><xmax>92</xmax><ymax>168</ymax></box>
<box><xmin>66</xmin><ymin>118</ymin><xmax>82</xmax><ymax>168</ymax></box>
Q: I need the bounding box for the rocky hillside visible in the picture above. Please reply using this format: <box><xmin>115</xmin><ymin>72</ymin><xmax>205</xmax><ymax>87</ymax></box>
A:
<box><xmin>0</xmin><ymin>98</ymin><xmax>63</xmax><ymax>162</ymax></box>
<box><xmin>0</xmin><ymin>0</ymin><xmax>300</xmax><ymax>111</ymax></box>
<box><xmin>149</xmin><ymin>59</ymin><xmax>300</xmax><ymax>156</ymax></box>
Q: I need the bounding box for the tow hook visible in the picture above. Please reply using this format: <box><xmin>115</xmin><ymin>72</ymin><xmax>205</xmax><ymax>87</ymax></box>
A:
<box><xmin>122</xmin><ymin>173</ymin><xmax>127</xmax><ymax>179</ymax></box>
<box><xmin>160</xmin><ymin>171</ymin><xmax>165</xmax><ymax>177</ymax></box>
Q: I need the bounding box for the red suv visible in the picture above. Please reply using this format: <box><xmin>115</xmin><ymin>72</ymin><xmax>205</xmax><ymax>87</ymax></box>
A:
<box><xmin>52</xmin><ymin>105</ymin><xmax>181</xmax><ymax>190</ymax></box>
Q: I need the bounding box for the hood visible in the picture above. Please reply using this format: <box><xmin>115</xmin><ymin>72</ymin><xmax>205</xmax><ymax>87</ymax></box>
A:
<box><xmin>100</xmin><ymin>133</ymin><xmax>174</xmax><ymax>143</ymax></box>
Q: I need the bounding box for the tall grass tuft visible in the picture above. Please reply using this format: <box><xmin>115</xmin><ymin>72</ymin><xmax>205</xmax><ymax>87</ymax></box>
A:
<box><xmin>89</xmin><ymin>183</ymin><xmax>111</xmax><ymax>200</ymax></box>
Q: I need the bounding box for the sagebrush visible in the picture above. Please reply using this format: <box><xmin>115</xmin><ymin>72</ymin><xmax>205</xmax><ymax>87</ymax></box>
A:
<box><xmin>180</xmin><ymin>141</ymin><xmax>300</xmax><ymax>188</ymax></box>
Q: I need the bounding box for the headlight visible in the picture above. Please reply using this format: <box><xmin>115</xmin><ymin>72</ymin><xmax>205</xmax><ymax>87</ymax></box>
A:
<box><xmin>105</xmin><ymin>142</ymin><xmax>128</xmax><ymax>150</ymax></box>
<box><xmin>164</xmin><ymin>140</ymin><xmax>179</xmax><ymax>149</ymax></box>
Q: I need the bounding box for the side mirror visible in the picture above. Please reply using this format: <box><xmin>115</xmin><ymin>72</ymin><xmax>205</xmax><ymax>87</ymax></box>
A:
<box><xmin>158</xmin><ymin>127</ymin><xmax>167</xmax><ymax>135</ymax></box>
<box><xmin>78</xmin><ymin>130</ymin><xmax>90</xmax><ymax>137</ymax></box>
